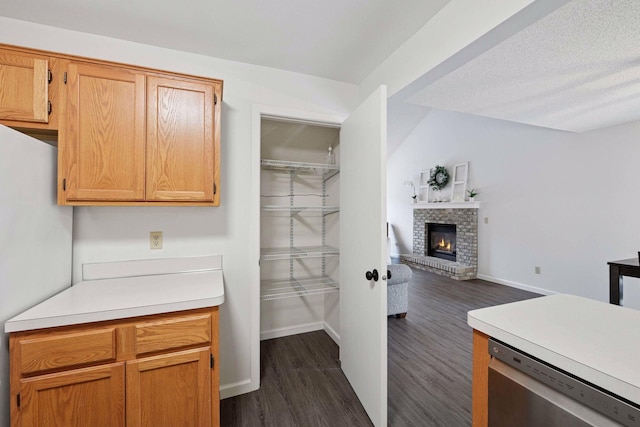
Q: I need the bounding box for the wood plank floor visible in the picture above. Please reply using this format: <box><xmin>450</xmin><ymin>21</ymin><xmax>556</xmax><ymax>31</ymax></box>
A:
<box><xmin>221</xmin><ymin>268</ymin><xmax>540</xmax><ymax>426</ymax></box>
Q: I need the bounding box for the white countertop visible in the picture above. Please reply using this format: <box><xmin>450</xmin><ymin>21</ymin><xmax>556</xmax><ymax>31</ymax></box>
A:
<box><xmin>5</xmin><ymin>256</ymin><xmax>225</xmax><ymax>333</ymax></box>
<box><xmin>468</xmin><ymin>294</ymin><xmax>640</xmax><ymax>405</ymax></box>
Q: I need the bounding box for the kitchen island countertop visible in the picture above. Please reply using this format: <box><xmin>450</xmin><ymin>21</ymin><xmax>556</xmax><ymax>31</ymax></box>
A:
<box><xmin>468</xmin><ymin>294</ymin><xmax>640</xmax><ymax>405</ymax></box>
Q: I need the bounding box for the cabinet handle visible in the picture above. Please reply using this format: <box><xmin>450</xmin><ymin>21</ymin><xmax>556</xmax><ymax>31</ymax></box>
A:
<box><xmin>63</xmin><ymin>178</ymin><xmax>67</xmax><ymax>191</ymax></box>
<box><xmin>47</xmin><ymin>70</ymin><xmax>52</xmax><ymax>84</ymax></box>
<box><xmin>48</xmin><ymin>101</ymin><xmax>52</xmax><ymax>115</ymax></box>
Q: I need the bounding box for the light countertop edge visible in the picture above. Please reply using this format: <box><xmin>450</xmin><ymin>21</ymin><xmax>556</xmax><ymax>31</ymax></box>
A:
<box><xmin>468</xmin><ymin>294</ymin><xmax>640</xmax><ymax>405</ymax></box>
<box><xmin>5</xmin><ymin>270</ymin><xmax>225</xmax><ymax>333</ymax></box>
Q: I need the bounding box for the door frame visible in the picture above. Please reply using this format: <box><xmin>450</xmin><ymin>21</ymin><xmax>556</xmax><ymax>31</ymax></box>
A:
<box><xmin>248</xmin><ymin>104</ymin><xmax>345</xmax><ymax>395</ymax></box>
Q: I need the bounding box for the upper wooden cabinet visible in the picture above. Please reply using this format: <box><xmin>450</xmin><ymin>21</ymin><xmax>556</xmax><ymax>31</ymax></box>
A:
<box><xmin>0</xmin><ymin>44</ymin><xmax>223</xmax><ymax>206</ymax></box>
<box><xmin>58</xmin><ymin>61</ymin><xmax>222</xmax><ymax>206</ymax></box>
<box><xmin>0</xmin><ymin>46</ymin><xmax>66</xmax><ymax>136</ymax></box>
<box><xmin>0</xmin><ymin>50</ymin><xmax>49</xmax><ymax>123</ymax></box>
<box><xmin>146</xmin><ymin>76</ymin><xmax>216</xmax><ymax>203</ymax></box>
<box><xmin>62</xmin><ymin>62</ymin><xmax>146</xmax><ymax>202</ymax></box>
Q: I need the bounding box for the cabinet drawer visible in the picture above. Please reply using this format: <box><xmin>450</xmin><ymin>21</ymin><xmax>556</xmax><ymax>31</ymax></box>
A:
<box><xmin>134</xmin><ymin>313</ymin><xmax>211</xmax><ymax>355</ymax></box>
<box><xmin>19</xmin><ymin>328</ymin><xmax>117</xmax><ymax>375</ymax></box>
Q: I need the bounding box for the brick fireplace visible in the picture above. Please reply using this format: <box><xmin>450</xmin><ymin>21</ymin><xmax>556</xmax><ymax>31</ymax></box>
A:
<box><xmin>400</xmin><ymin>205</ymin><xmax>478</xmax><ymax>280</ymax></box>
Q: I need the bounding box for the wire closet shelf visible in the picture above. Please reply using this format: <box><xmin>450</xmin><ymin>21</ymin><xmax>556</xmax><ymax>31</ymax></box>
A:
<box><xmin>260</xmin><ymin>159</ymin><xmax>339</xmax><ymax>181</ymax></box>
<box><xmin>261</xmin><ymin>245</ymin><xmax>339</xmax><ymax>261</ymax></box>
<box><xmin>260</xmin><ymin>158</ymin><xmax>340</xmax><ymax>301</ymax></box>
<box><xmin>260</xmin><ymin>276</ymin><xmax>339</xmax><ymax>300</ymax></box>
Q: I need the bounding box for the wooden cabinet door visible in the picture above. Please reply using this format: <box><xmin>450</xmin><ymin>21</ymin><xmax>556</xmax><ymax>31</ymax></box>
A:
<box><xmin>19</xmin><ymin>363</ymin><xmax>125</xmax><ymax>427</ymax></box>
<box><xmin>126</xmin><ymin>347</ymin><xmax>212</xmax><ymax>427</ymax></box>
<box><xmin>146</xmin><ymin>76</ymin><xmax>217</xmax><ymax>202</ymax></box>
<box><xmin>0</xmin><ymin>49</ymin><xmax>49</xmax><ymax>123</ymax></box>
<box><xmin>62</xmin><ymin>62</ymin><xmax>145</xmax><ymax>201</ymax></box>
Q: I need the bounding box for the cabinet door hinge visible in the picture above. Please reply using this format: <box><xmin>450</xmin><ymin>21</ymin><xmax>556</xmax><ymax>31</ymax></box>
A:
<box><xmin>63</xmin><ymin>178</ymin><xmax>67</xmax><ymax>191</ymax></box>
<box><xmin>214</xmin><ymin>93</ymin><xmax>217</xmax><ymax>105</ymax></box>
<box><xmin>48</xmin><ymin>101</ymin><xmax>52</xmax><ymax>115</ymax></box>
<box><xmin>210</xmin><ymin>354</ymin><xmax>215</xmax><ymax>369</ymax></box>
<box><xmin>16</xmin><ymin>393</ymin><xmax>20</xmax><ymax>408</ymax></box>
<box><xmin>63</xmin><ymin>72</ymin><xmax>67</xmax><ymax>84</ymax></box>
<box><xmin>47</xmin><ymin>69</ymin><xmax>52</xmax><ymax>84</ymax></box>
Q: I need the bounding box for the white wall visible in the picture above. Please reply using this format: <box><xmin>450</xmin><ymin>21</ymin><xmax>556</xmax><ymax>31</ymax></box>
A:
<box><xmin>0</xmin><ymin>17</ymin><xmax>358</xmax><ymax>399</ymax></box>
<box><xmin>388</xmin><ymin>109</ymin><xmax>640</xmax><ymax>308</ymax></box>
<box><xmin>0</xmin><ymin>127</ymin><xmax>73</xmax><ymax>427</ymax></box>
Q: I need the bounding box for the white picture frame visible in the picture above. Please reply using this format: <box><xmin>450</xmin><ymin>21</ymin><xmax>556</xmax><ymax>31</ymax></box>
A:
<box><xmin>418</xmin><ymin>169</ymin><xmax>430</xmax><ymax>202</ymax></box>
<box><xmin>450</xmin><ymin>162</ymin><xmax>469</xmax><ymax>202</ymax></box>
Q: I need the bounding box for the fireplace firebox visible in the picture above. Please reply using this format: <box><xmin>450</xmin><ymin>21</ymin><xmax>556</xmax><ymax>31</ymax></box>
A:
<box><xmin>427</xmin><ymin>223</ymin><xmax>456</xmax><ymax>261</ymax></box>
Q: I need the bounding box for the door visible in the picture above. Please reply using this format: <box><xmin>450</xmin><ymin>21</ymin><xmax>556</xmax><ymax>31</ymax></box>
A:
<box><xmin>340</xmin><ymin>85</ymin><xmax>388</xmax><ymax>426</ymax></box>
<box><xmin>146</xmin><ymin>76</ymin><xmax>216</xmax><ymax>203</ymax></box>
<box><xmin>126</xmin><ymin>347</ymin><xmax>212</xmax><ymax>427</ymax></box>
<box><xmin>19</xmin><ymin>363</ymin><xmax>125</xmax><ymax>426</ymax></box>
<box><xmin>63</xmin><ymin>62</ymin><xmax>146</xmax><ymax>201</ymax></box>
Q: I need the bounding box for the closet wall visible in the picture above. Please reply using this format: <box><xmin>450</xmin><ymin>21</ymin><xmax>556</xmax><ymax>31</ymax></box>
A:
<box><xmin>260</xmin><ymin>119</ymin><xmax>340</xmax><ymax>341</ymax></box>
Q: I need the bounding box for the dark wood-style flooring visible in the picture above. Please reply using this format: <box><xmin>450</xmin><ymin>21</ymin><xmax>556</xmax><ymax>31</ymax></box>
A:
<box><xmin>221</xmin><ymin>269</ymin><xmax>540</xmax><ymax>426</ymax></box>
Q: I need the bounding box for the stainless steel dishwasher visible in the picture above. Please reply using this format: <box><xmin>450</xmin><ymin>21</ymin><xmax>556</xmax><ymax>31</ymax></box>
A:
<box><xmin>488</xmin><ymin>338</ymin><xmax>640</xmax><ymax>427</ymax></box>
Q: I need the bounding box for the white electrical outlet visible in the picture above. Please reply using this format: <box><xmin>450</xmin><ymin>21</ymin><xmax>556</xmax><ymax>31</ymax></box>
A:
<box><xmin>535</xmin><ymin>266</ymin><xmax>541</xmax><ymax>274</ymax></box>
<box><xmin>150</xmin><ymin>231</ymin><xmax>163</xmax><ymax>249</ymax></box>
<box><xmin>484</xmin><ymin>217</ymin><xmax>489</xmax><ymax>224</ymax></box>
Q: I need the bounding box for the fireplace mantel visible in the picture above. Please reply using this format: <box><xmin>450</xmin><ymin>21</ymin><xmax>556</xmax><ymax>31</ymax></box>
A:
<box><xmin>412</xmin><ymin>201</ymin><xmax>481</xmax><ymax>210</ymax></box>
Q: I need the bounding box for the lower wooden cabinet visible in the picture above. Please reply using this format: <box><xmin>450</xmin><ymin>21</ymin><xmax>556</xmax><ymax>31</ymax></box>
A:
<box><xmin>19</xmin><ymin>363</ymin><xmax>125</xmax><ymax>427</ymax></box>
<box><xmin>9</xmin><ymin>307</ymin><xmax>220</xmax><ymax>427</ymax></box>
<box><xmin>471</xmin><ymin>329</ymin><xmax>490</xmax><ymax>427</ymax></box>
<box><xmin>126</xmin><ymin>348</ymin><xmax>211</xmax><ymax>427</ymax></box>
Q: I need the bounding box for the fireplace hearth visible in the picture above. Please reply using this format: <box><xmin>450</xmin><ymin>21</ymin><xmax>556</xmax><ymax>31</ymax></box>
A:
<box><xmin>401</xmin><ymin>206</ymin><xmax>478</xmax><ymax>280</ymax></box>
<box><xmin>427</xmin><ymin>223</ymin><xmax>456</xmax><ymax>261</ymax></box>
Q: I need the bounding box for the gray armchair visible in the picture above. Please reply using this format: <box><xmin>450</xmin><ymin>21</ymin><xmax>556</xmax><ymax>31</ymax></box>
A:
<box><xmin>387</xmin><ymin>264</ymin><xmax>412</xmax><ymax>318</ymax></box>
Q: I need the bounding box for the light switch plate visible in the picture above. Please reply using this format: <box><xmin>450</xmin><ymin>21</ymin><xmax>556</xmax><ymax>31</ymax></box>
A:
<box><xmin>150</xmin><ymin>231</ymin><xmax>163</xmax><ymax>249</ymax></box>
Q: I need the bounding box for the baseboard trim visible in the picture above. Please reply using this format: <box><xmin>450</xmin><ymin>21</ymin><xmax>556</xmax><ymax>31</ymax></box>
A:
<box><xmin>260</xmin><ymin>322</ymin><xmax>324</xmax><ymax>341</ymax></box>
<box><xmin>220</xmin><ymin>379</ymin><xmax>257</xmax><ymax>400</ymax></box>
<box><xmin>477</xmin><ymin>274</ymin><xmax>555</xmax><ymax>296</ymax></box>
<box><xmin>323</xmin><ymin>322</ymin><xmax>340</xmax><ymax>346</ymax></box>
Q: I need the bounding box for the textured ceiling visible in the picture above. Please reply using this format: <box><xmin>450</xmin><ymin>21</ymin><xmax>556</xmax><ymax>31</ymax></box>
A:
<box><xmin>0</xmin><ymin>0</ymin><xmax>449</xmax><ymax>83</ymax></box>
<box><xmin>3</xmin><ymin>0</ymin><xmax>635</xmax><ymax>137</ymax></box>
<box><xmin>407</xmin><ymin>0</ymin><xmax>640</xmax><ymax>132</ymax></box>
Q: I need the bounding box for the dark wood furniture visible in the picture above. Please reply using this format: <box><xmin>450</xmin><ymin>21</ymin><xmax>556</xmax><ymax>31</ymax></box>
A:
<box><xmin>608</xmin><ymin>258</ymin><xmax>640</xmax><ymax>305</ymax></box>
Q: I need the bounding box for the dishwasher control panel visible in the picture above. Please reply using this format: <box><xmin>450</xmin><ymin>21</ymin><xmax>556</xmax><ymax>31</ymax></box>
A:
<box><xmin>489</xmin><ymin>338</ymin><xmax>640</xmax><ymax>426</ymax></box>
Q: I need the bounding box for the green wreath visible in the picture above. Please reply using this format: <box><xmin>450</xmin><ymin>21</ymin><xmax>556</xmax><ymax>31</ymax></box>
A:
<box><xmin>427</xmin><ymin>165</ymin><xmax>449</xmax><ymax>190</ymax></box>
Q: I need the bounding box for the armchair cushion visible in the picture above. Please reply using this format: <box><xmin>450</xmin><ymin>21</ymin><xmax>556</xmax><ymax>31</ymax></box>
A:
<box><xmin>387</xmin><ymin>264</ymin><xmax>411</xmax><ymax>318</ymax></box>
